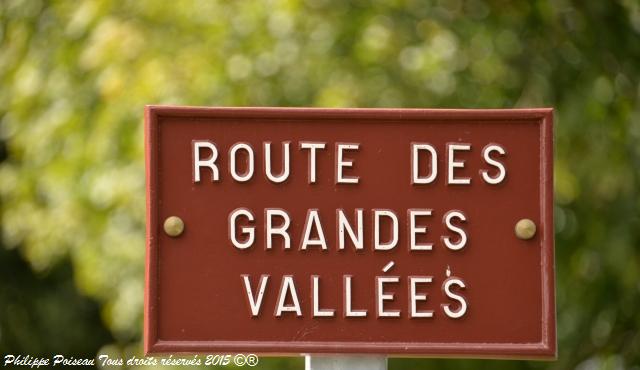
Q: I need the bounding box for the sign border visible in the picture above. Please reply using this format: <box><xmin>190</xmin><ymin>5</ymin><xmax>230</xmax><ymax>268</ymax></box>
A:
<box><xmin>144</xmin><ymin>106</ymin><xmax>556</xmax><ymax>359</ymax></box>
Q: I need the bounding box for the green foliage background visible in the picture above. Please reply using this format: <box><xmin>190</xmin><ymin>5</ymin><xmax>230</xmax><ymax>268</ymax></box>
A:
<box><xmin>1</xmin><ymin>0</ymin><xmax>639</xmax><ymax>369</ymax></box>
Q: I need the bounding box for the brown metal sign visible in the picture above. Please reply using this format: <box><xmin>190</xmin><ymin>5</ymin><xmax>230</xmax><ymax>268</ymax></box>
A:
<box><xmin>144</xmin><ymin>106</ymin><xmax>555</xmax><ymax>359</ymax></box>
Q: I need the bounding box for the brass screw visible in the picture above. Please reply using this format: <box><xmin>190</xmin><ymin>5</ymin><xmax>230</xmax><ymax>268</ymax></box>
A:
<box><xmin>164</xmin><ymin>216</ymin><xmax>184</xmax><ymax>237</ymax></box>
<box><xmin>515</xmin><ymin>218</ymin><xmax>536</xmax><ymax>240</ymax></box>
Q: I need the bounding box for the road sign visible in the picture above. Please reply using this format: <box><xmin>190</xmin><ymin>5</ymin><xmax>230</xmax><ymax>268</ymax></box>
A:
<box><xmin>144</xmin><ymin>106</ymin><xmax>555</xmax><ymax>359</ymax></box>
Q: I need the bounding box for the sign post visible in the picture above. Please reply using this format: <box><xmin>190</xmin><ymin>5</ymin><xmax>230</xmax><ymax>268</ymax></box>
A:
<box><xmin>144</xmin><ymin>106</ymin><xmax>556</xmax><ymax>362</ymax></box>
<box><xmin>305</xmin><ymin>355</ymin><xmax>386</xmax><ymax>370</ymax></box>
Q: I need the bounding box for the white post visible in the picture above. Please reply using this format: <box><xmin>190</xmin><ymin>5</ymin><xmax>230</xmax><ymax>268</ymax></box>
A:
<box><xmin>305</xmin><ymin>356</ymin><xmax>387</xmax><ymax>370</ymax></box>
